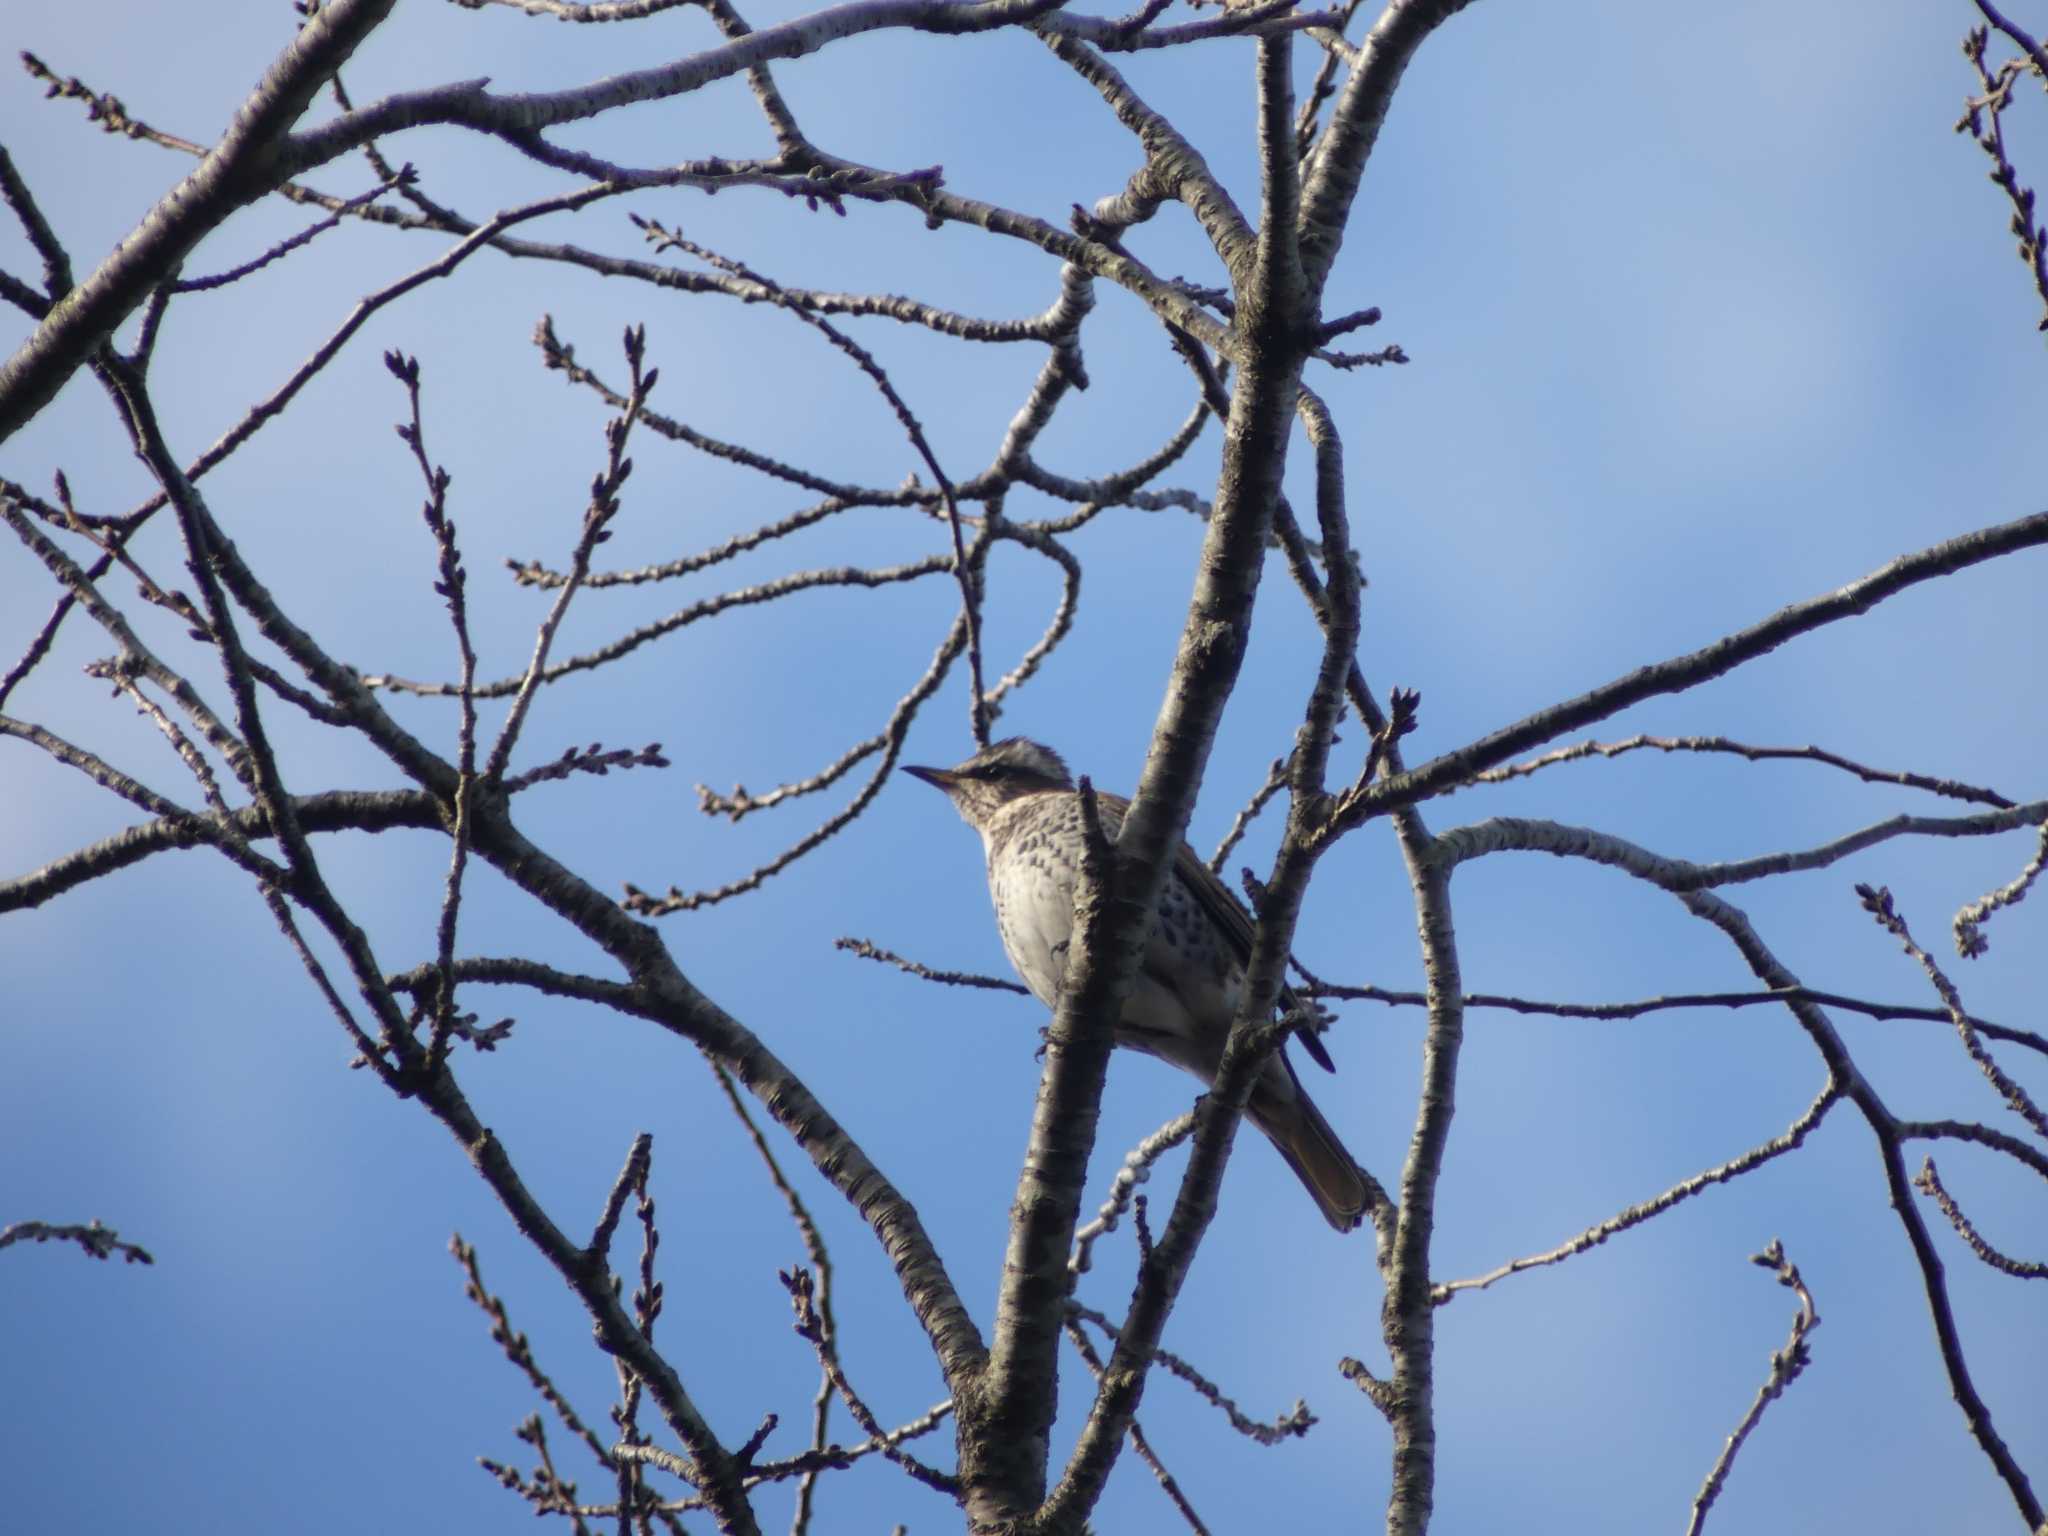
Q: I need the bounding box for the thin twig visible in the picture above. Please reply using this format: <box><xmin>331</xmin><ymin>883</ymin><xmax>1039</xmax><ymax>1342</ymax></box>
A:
<box><xmin>632</xmin><ymin>218</ymin><xmax>990</xmax><ymax>744</ymax></box>
<box><xmin>1069</xmin><ymin>1114</ymin><xmax>1196</xmax><ymax>1276</ymax></box>
<box><xmin>172</xmin><ymin>168</ymin><xmax>412</xmax><ymax>292</ymax></box>
<box><xmin>1433</xmin><ymin>1083</ymin><xmax>1841</xmax><ymax>1304</ymax></box>
<box><xmin>704</xmin><ymin>1063</ymin><xmax>840</xmax><ymax>1534</ymax></box>
<box><xmin>1288</xmin><ymin>963</ymin><xmax>2048</xmax><ymax>1062</ymax></box>
<box><xmin>1914</xmin><ymin>1158</ymin><xmax>2048</xmax><ymax>1279</ymax></box>
<box><xmin>484</xmin><ymin>326</ymin><xmax>653</xmax><ymax>784</ymax></box>
<box><xmin>1065</xmin><ymin>1302</ymin><xmax>1316</xmax><ymax>1446</ymax></box>
<box><xmin>1959</xmin><ymin>16</ymin><xmax>2048</xmax><ymax>331</ymax></box>
<box><xmin>1953</xmin><ymin>817</ymin><xmax>2048</xmax><ymax>957</ymax></box>
<box><xmin>1062</xmin><ymin>1316</ymin><xmax>1210</xmax><ymax>1534</ymax></box>
<box><xmin>0</xmin><ymin>1219</ymin><xmax>154</xmax><ymax>1264</ymax></box>
<box><xmin>589</xmin><ymin>1134</ymin><xmax>654</xmax><ymax>1263</ymax></box>
<box><xmin>1471</xmin><ymin>732</ymin><xmax>2015</xmax><ymax>809</ymax></box>
<box><xmin>452</xmin><ymin>1234</ymin><xmax>616</xmax><ymax>1469</ymax></box>
<box><xmin>1685</xmin><ymin>1240</ymin><xmax>1820</xmax><ymax>1536</ymax></box>
<box><xmin>780</xmin><ymin>1267</ymin><xmax>958</xmax><ymax>1495</ymax></box>
<box><xmin>1856</xmin><ymin>884</ymin><xmax>2048</xmax><ymax>1140</ymax></box>
<box><xmin>611</xmin><ymin>1400</ymin><xmax>953</xmax><ymax>1509</ymax></box>
<box><xmin>1208</xmin><ymin>753</ymin><xmax>1287</xmax><ymax>872</ymax></box>
<box><xmin>386</xmin><ymin>351</ymin><xmax>480</xmax><ymax>1068</ymax></box>
<box><xmin>833</xmin><ymin>936</ymin><xmax>1028</xmax><ymax>993</ymax></box>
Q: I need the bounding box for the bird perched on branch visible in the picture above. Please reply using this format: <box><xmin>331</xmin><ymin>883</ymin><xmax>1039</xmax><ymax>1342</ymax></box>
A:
<box><xmin>904</xmin><ymin>737</ymin><xmax>1367</xmax><ymax>1231</ymax></box>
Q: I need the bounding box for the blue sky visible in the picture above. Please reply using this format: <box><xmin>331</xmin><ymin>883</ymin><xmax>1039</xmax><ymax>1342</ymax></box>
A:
<box><xmin>2</xmin><ymin>2</ymin><xmax>2044</xmax><ymax>1532</ymax></box>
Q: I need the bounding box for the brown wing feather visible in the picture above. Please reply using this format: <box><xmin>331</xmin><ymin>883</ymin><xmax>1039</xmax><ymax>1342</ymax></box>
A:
<box><xmin>1096</xmin><ymin>791</ymin><xmax>1336</xmax><ymax>1074</ymax></box>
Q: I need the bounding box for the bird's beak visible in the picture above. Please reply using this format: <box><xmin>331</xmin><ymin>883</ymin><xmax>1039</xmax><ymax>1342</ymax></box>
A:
<box><xmin>901</xmin><ymin>764</ymin><xmax>956</xmax><ymax>790</ymax></box>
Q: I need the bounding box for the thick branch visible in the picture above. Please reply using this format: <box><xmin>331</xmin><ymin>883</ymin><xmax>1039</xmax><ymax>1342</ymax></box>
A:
<box><xmin>0</xmin><ymin>0</ymin><xmax>399</xmax><ymax>441</ymax></box>
<box><xmin>1298</xmin><ymin>0</ymin><xmax>1478</xmax><ymax>290</ymax></box>
<box><xmin>967</xmin><ymin>142</ymin><xmax>1319</xmax><ymax>1528</ymax></box>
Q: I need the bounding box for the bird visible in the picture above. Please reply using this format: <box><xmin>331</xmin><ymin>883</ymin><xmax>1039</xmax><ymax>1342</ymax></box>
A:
<box><xmin>903</xmin><ymin>737</ymin><xmax>1368</xmax><ymax>1231</ymax></box>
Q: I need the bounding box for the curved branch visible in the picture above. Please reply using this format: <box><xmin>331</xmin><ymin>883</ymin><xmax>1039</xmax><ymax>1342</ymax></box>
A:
<box><xmin>1914</xmin><ymin>1158</ymin><xmax>2048</xmax><ymax>1280</ymax></box>
<box><xmin>627</xmin><ymin>599</ymin><xmax>973</xmax><ymax>913</ymax></box>
<box><xmin>1432</xmin><ymin>803</ymin><xmax>2048</xmax><ymax>888</ymax></box>
<box><xmin>279</xmin><ymin>0</ymin><xmax>1068</xmax><ymax>177</ymax></box>
<box><xmin>1899</xmin><ymin>1118</ymin><xmax>2048</xmax><ymax>1188</ymax></box>
<box><xmin>1685</xmin><ymin>1241</ymin><xmax>1821</xmax><ymax>1536</ymax></box>
<box><xmin>0</xmin><ymin>1219</ymin><xmax>154</xmax><ymax>1265</ymax></box>
<box><xmin>1426</xmin><ymin>811</ymin><xmax>2045</xmax><ymax>1530</ymax></box>
<box><xmin>1035</xmin><ymin>29</ymin><xmax>1256</xmax><ymax>278</ymax></box>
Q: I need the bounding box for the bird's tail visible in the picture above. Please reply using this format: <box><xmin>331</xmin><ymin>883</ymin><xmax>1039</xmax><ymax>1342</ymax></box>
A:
<box><xmin>1251</xmin><ymin>1078</ymin><xmax>1370</xmax><ymax>1233</ymax></box>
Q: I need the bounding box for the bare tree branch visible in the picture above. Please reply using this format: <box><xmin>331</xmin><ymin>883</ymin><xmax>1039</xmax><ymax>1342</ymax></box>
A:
<box><xmin>1685</xmin><ymin>1240</ymin><xmax>1821</xmax><ymax>1536</ymax></box>
<box><xmin>1953</xmin><ymin>817</ymin><xmax>2048</xmax><ymax>957</ymax></box>
<box><xmin>834</xmin><ymin>936</ymin><xmax>1030</xmax><ymax>993</ymax></box>
<box><xmin>1292</xmin><ymin>970</ymin><xmax>2048</xmax><ymax>1063</ymax></box>
<box><xmin>1434</xmin><ymin>1083</ymin><xmax>1841</xmax><ymax>1304</ymax></box>
<box><xmin>0</xmin><ymin>0</ymin><xmax>401</xmax><ymax>440</ymax></box>
<box><xmin>1856</xmin><ymin>884</ymin><xmax>2048</xmax><ymax>1141</ymax></box>
<box><xmin>1959</xmin><ymin>10</ymin><xmax>2048</xmax><ymax>330</ymax></box>
<box><xmin>1471</xmin><ymin>732</ymin><xmax>2017</xmax><ymax>809</ymax></box>
<box><xmin>1358</xmin><ymin>511</ymin><xmax>2048</xmax><ymax>821</ymax></box>
<box><xmin>1914</xmin><ymin>1158</ymin><xmax>2048</xmax><ymax>1280</ymax></box>
<box><xmin>0</xmin><ymin>1219</ymin><xmax>154</xmax><ymax>1264</ymax></box>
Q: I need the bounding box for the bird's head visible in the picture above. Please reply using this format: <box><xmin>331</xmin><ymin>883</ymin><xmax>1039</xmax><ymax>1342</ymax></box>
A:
<box><xmin>902</xmin><ymin>737</ymin><xmax>1073</xmax><ymax>830</ymax></box>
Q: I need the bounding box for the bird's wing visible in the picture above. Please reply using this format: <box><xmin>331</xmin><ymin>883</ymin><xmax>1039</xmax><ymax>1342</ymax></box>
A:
<box><xmin>1099</xmin><ymin>791</ymin><xmax>1337</xmax><ymax>1074</ymax></box>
